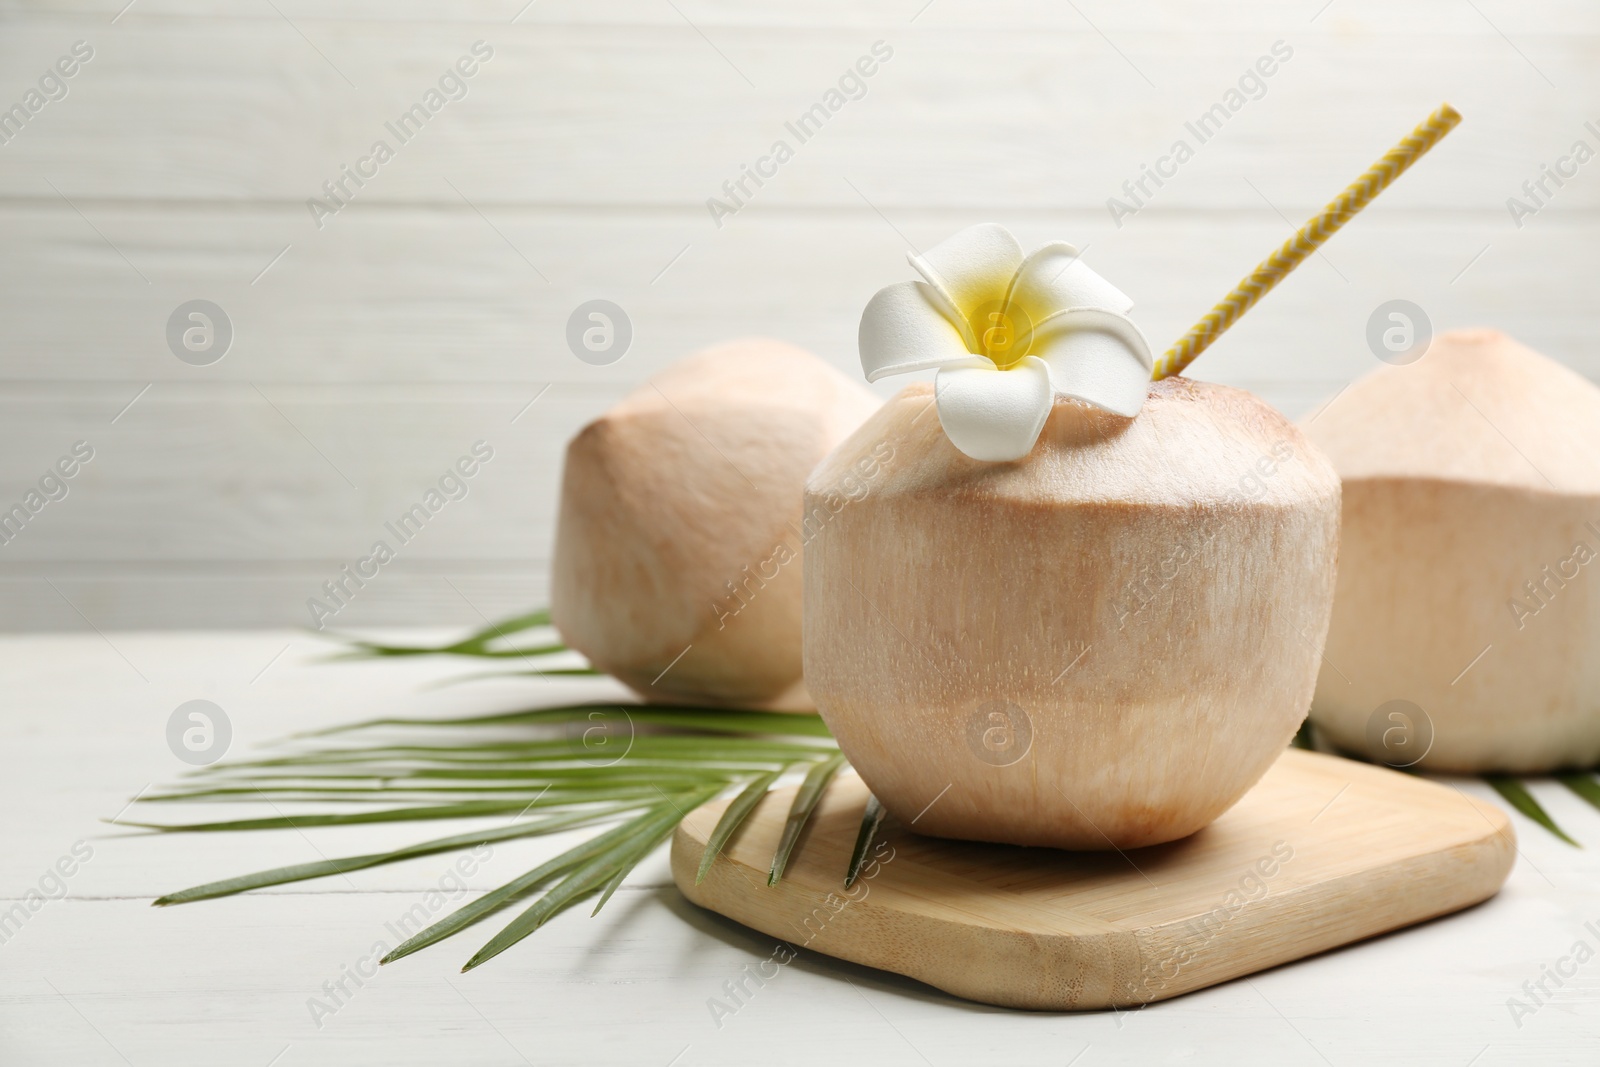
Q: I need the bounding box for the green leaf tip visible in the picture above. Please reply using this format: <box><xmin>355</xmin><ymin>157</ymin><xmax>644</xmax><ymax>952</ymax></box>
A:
<box><xmin>1557</xmin><ymin>773</ymin><xmax>1600</xmax><ymax>817</ymax></box>
<box><xmin>845</xmin><ymin>793</ymin><xmax>886</xmax><ymax>888</ymax></box>
<box><xmin>1486</xmin><ymin>776</ymin><xmax>1580</xmax><ymax>847</ymax></box>
<box><xmin>695</xmin><ymin>768</ymin><xmax>784</xmax><ymax>885</ymax></box>
<box><xmin>768</xmin><ymin>753</ymin><xmax>848</xmax><ymax>886</ymax></box>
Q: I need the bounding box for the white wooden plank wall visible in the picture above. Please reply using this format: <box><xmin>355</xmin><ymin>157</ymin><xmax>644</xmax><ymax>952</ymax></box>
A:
<box><xmin>1</xmin><ymin>0</ymin><xmax>1595</xmax><ymax>629</ymax></box>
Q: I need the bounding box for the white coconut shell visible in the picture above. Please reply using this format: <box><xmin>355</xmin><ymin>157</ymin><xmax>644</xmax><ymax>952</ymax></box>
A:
<box><xmin>1304</xmin><ymin>329</ymin><xmax>1600</xmax><ymax>773</ymax></box>
<box><xmin>804</xmin><ymin>378</ymin><xmax>1341</xmax><ymax>849</ymax></box>
<box><xmin>551</xmin><ymin>338</ymin><xmax>880</xmax><ymax>709</ymax></box>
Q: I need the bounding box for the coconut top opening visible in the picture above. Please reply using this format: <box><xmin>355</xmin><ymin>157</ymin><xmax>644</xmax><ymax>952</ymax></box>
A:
<box><xmin>809</xmin><ymin>376</ymin><xmax>1339</xmax><ymax>510</ymax></box>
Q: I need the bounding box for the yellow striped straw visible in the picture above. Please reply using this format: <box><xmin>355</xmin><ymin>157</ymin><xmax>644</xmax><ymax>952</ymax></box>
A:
<box><xmin>1152</xmin><ymin>102</ymin><xmax>1462</xmax><ymax>381</ymax></box>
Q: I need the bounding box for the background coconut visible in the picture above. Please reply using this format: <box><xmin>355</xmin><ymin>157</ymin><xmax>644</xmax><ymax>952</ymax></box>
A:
<box><xmin>804</xmin><ymin>378</ymin><xmax>1341</xmax><ymax>849</ymax></box>
<box><xmin>1304</xmin><ymin>329</ymin><xmax>1600</xmax><ymax>773</ymax></box>
<box><xmin>551</xmin><ymin>338</ymin><xmax>880</xmax><ymax>709</ymax></box>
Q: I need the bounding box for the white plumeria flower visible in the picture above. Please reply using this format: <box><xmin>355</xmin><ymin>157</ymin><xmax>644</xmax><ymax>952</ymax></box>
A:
<box><xmin>858</xmin><ymin>223</ymin><xmax>1155</xmax><ymax>462</ymax></box>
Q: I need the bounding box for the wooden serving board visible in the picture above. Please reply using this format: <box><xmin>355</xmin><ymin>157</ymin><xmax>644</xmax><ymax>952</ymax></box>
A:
<box><xmin>670</xmin><ymin>749</ymin><xmax>1515</xmax><ymax>1010</ymax></box>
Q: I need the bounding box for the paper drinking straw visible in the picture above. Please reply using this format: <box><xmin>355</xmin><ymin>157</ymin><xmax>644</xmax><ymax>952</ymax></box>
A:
<box><xmin>1152</xmin><ymin>102</ymin><xmax>1462</xmax><ymax>381</ymax></box>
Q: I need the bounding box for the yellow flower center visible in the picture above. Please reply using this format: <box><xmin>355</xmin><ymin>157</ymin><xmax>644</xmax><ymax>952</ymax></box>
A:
<box><xmin>969</xmin><ymin>299</ymin><xmax>1035</xmax><ymax>369</ymax></box>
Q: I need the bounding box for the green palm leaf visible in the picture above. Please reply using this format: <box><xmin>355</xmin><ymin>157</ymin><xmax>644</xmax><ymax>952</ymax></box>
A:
<box><xmin>1559</xmin><ymin>773</ymin><xmax>1600</xmax><ymax>815</ymax></box>
<box><xmin>695</xmin><ymin>767</ymin><xmax>788</xmax><ymax>885</ymax></box>
<box><xmin>1486</xmin><ymin>777</ymin><xmax>1579</xmax><ymax>847</ymax></box>
<box><xmin>129</xmin><ymin>613</ymin><xmax>860</xmax><ymax>970</ymax></box>
<box><xmin>120</xmin><ymin>793</ymin><xmax>658</xmax><ymax>832</ymax></box>
<box><xmin>463</xmin><ymin>794</ymin><xmax>718</xmax><ymax>971</ymax></box>
<box><xmin>769</xmin><ymin>752</ymin><xmax>848</xmax><ymax>885</ymax></box>
<box><xmin>330</xmin><ymin>609</ymin><xmax>554</xmax><ymax>659</ymax></box>
<box><xmin>845</xmin><ymin>793</ymin><xmax>886</xmax><ymax>888</ymax></box>
<box><xmin>152</xmin><ymin>804</ymin><xmax>634</xmax><ymax>905</ymax></box>
<box><xmin>381</xmin><ymin>800</ymin><xmax>694</xmax><ymax>965</ymax></box>
<box><xmin>137</xmin><ymin>584</ymin><xmax>1600</xmax><ymax>975</ymax></box>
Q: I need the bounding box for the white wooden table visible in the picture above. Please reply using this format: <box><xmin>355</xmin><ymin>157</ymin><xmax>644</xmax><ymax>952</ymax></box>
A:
<box><xmin>3</xmin><ymin>629</ymin><xmax>1599</xmax><ymax>1065</ymax></box>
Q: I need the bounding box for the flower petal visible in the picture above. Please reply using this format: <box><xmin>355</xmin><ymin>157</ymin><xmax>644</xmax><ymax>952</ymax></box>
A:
<box><xmin>1030</xmin><ymin>310</ymin><xmax>1155</xmax><ymax>418</ymax></box>
<box><xmin>933</xmin><ymin>356</ymin><xmax>1053</xmax><ymax>462</ymax></box>
<box><xmin>859</xmin><ymin>280</ymin><xmax>974</xmax><ymax>383</ymax></box>
<box><xmin>907</xmin><ymin>224</ymin><xmax>1024</xmax><ymax>348</ymax></box>
<box><xmin>1006</xmin><ymin>242</ymin><xmax>1134</xmax><ymax>331</ymax></box>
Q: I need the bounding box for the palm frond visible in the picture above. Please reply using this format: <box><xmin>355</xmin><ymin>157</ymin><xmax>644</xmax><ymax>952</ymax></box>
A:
<box><xmin>769</xmin><ymin>753</ymin><xmax>848</xmax><ymax>885</ymax></box>
<box><xmin>130</xmin><ymin>695</ymin><xmax>853</xmax><ymax>971</ymax></box>
<box><xmin>322</xmin><ymin>609</ymin><xmax>602</xmax><ymax>686</ymax></box>
<box><xmin>1558</xmin><ymin>773</ymin><xmax>1600</xmax><ymax>816</ymax></box>
<box><xmin>381</xmin><ymin>800</ymin><xmax>693</xmax><ymax>965</ymax></box>
<box><xmin>330</xmin><ymin>609</ymin><xmax>553</xmax><ymax>659</ymax></box>
<box><xmin>695</xmin><ymin>767</ymin><xmax>787</xmax><ymax>885</ymax></box>
<box><xmin>462</xmin><ymin>796</ymin><xmax>716</xmax><ymax>971</ymax></box>
<box><xmin>845</xmin><ymin>793</ymin><xmax>886</xmax><ymax>888</ymax></box>
<box><xmin>168</xmin><ymin>606</ymin><xmax>1600</xmax><ymax>968</ymax></box>
<box><xmin>1486</xmin><ymin>776</ymin><xmax>1580</xmax><ymax>847</ymax></box>
<box><xmin>152</xmin><ymin>805</ymin><xmax>633</xmax><ymax>905</ymax></box>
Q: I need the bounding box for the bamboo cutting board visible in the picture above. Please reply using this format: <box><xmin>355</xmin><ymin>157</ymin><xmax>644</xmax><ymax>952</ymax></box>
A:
<box><xmin>671</xmin><ymin>749</ymin><xmax>1515</xmax><ymax>1010</ymax></box>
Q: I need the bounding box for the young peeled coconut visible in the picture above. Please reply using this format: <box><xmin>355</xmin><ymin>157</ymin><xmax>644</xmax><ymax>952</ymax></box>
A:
<box><xmin>805</xmin><ymin>224</ymin><xmax>1342</xmax><ymax>849</ymax></box>
<box><xmin>1304</xmin><ymin>329</ymin><xmax>1600</xmax><ymax>773</ymax></box>
<box><xmin>551</xmin><ymin>338</ymin><xmax>879</xmax><ymax>710</ymax></box>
